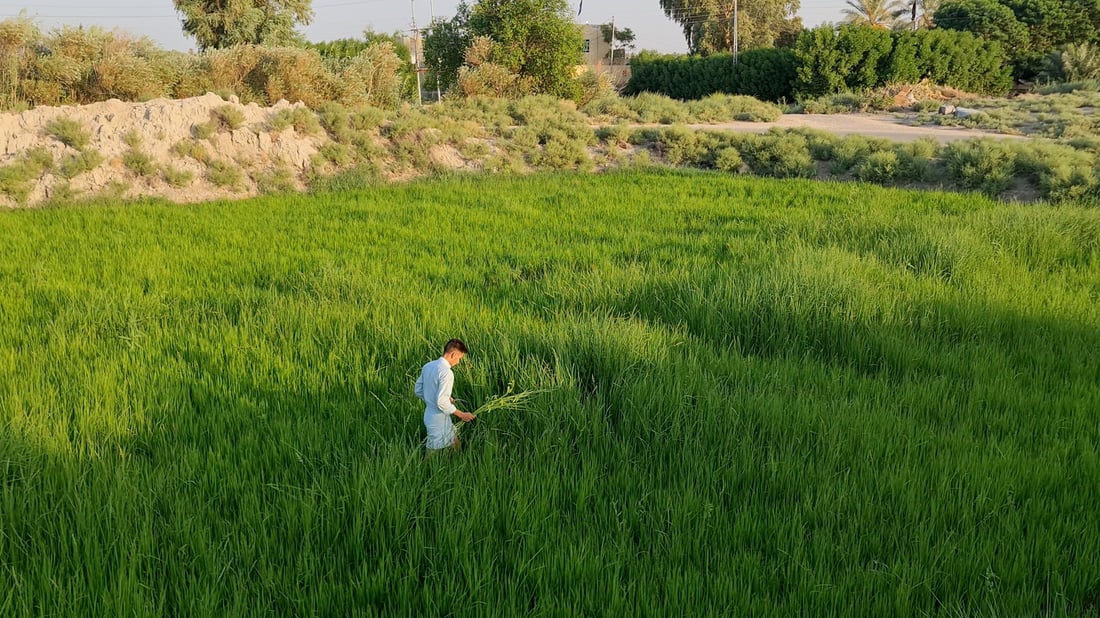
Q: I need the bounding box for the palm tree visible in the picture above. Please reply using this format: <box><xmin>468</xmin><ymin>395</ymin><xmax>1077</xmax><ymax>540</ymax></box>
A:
<box><xmin>842</xmin><ymin>0</ymin><xmax>905</xmax><ymax>28</ymax></box>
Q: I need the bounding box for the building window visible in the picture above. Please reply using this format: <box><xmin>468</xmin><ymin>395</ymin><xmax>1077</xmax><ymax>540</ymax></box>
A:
<box><xmin>583</xmin><ymin>39</ymin><xmax>590</xmax><ymax>53</ymax></box>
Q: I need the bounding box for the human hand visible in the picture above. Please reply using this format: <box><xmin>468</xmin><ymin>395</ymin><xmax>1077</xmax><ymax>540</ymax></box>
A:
<box><xmin>455</xmin><ymin>411</ymin><xmax>476</xmax><ymax>423</ymax></box>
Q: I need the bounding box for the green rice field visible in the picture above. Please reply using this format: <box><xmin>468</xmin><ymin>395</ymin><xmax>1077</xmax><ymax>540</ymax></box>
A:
<box><xmin>1</xmin><ymin>170</ymin><xmax>1098</xmax><ymax>616</ymax></box>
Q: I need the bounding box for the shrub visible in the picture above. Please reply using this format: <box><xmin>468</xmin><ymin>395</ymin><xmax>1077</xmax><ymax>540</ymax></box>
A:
<box><xmin>44</xmin><ymin>117</ymin><xmax>90</xmax><ymax>149</ymax></box>
<box><xmin>740</xmin><ymin>132</ymin><xmax>816</xmax><ymax>178</ymax></box>
<box><xmin>686</xmin><ymin>94</ymin><xmax>782</xmax><ymax>122</ymax></box>
<box><xmin>628</xmin><ymin>93</ymin><xmax>689</xmax><ymax>124</ymax></box>
<box><xmin>1013</xmin><ymin>141</ymin><xmax>1098</xmax><ymax>203</ymax></box>
<box><xmin>625</xmin><ymin>48</ymin><xmax>797</xmax><ymax>102</ymax></box>
<box><xmin>576</xmin><ymin>69</ymin><xmax>615</xmax><ymax>108</ymax></box>
<box><xmin>895</xmin><ymin>138</ymin><xmax>940</xmax><ymax>183</ymax></box>
<box><xmin>800</xmin><ymin>93</ymin><xmax>862</xmax><ymax>114</ymax></box>
<box><xmin>657</xmin><ymin>126</ymin><xmax>705</xmax><ymax>166</ymax></box>
<box><xmin>333</xmin><ymin>42</ymin><xmax>408</xmax><ymax>109</ymax></box>
<box><xmin>316</xmin><ymin>142</ymin><xmax>355</xmax><ymax>167</ymax></box>
<box><xmin>0</xmin><ymin>147</ymin><xmax>53</xmax><ymax>202</ymax></box>
<box><xmin>206</xmin><ymin>159</ymin><xmax>244</xmax><ymax>190</ymax></box>
<box><xmin>830</xmin><ymin>135</ymin><xmax>890</xmax><ymax>174</ymax></box>
<box><xmin>161</xmin><ymin>165</ymin><xmax>194</xmax><ymax>187</ymax></box>
<box><xmin>784</xmin><ymin>128</ymin><xmax>839</xmax><ymax>160</ymax></box>
<box><xmin>913</xmin><ymin>99</ymin><xmax>941</xmax><ymax>113</ymax></box>
<box><xmin>943</xmin><ymin>139</ymin><xmax>1017</xmax><ymax>196</ymax></box>
<box><xmin>855</xmin><ymin>150</ymin><xmax>900</xmax><ymax>183</ymax></box>
<box><xmin>254</xmin><ymin>166</ymin><xmax>297</xmax><ymax>194</ymax></box>
<box><xmin>316</xmin><ymin>102</ymin><xmax>352</xmax><ymax>141</ymax></box>
<box><xmin>122</xmin><ymin>129</ymin><xmax>142</xmax><ymax>149</ymax></box>
<box><xmin>193</xmin><ymin>121</ymin><xmax>217</xmax><ymax>140</ymax></box>
<box><xmin>269</xmin><ymin>107</ymin><xmax>322</xmax><ymax>134</ymax></box>
<box><xmin>171</xmin><ymin>139</ymin><xmax>210</xmax><ymax>163</ymax></box>
<box><xmin>581</xmin><ymin>96</ymin><xmax>635</xmax><ymax>121</ymax></box>
<box><xmin>595</xmin><ymin>123</ymin><xmax>633</xmax><ymax>147</ymax></box>
<box><xmin>212</xmin><ymin>105</ymin><xmax>245</xmax><ymax>130</ymax></box>
<box><xmin>57</xmin><ymin>149</ymin><xmax>104</xmax><ymax>179</ymax></box>
<box><xmin>794</xmin><ymin>25</ymin><xmax>1012</xmax><ymax>99</ymax></box>
<box><xmin>715</xmin><ymin>147</ymin><xmax>744</xmax><ymax>173</ymax></box>
<box><xmin>122</xmin><ymin>149</ymin><xmax>157</xmax><ymax>177</ymax></box>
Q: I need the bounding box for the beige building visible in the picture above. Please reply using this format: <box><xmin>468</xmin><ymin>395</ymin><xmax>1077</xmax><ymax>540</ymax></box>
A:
<box><xmin>579</xmin><ymin>24</ymin><xmax>631</xmax><ymax>87</ymax></box>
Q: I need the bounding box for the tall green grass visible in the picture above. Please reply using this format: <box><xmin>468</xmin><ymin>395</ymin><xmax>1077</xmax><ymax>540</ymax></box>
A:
<box><xmin>1</xmin><ymin>171</ymin><xmax>1098</xmax><ymax>616</ymax></box>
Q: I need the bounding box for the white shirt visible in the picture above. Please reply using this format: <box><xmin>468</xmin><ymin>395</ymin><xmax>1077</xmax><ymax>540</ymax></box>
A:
<box><xmin>414</xmin><ymin>357</ymin><xmax>458</xmax><ymax>449</ymax></box>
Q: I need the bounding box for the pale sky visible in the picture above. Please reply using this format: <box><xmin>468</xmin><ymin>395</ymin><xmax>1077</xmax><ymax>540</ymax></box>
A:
<box><xmin>0</xmin><ymin>1</ymin><xmax>845</xmax><ymax>54</ymax></box>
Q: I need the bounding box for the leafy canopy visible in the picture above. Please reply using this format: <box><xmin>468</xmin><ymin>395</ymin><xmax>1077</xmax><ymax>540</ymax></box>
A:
<box><xmin>659</xmin><ymin>0</ymin><xmax>803</xmax><ymax>55</ymax></box>
<box><xmin>174</xmin><ymin>0</ymin><xmax>313</xmax><ymax>50</ymax></box>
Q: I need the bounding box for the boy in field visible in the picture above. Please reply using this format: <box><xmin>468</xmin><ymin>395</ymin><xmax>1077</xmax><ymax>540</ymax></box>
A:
<box><xmin>414</xmin><ymin>339</ymin><xmax>476</xmax><ymax>452</ymax></box>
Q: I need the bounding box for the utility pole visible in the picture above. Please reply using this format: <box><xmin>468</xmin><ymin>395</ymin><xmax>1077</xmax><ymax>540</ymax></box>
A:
<box><xmin>411</xmin><ymin>0</ymin><xmax>423</xmax><ymax>105</ymax></box>
<box><xmin>608</xmin><ymin>16</ymin><xmax>616</xmax><ymax>84</ymax></box>
<box><xmin>732</xmin><ymin>0</ymin><xmax>739</xmax><ymax>66</ymax></box>
<box><xmin>430</xmin><ymin>0</ymin><xmax>441</xmax><ymax>101</ymax></box>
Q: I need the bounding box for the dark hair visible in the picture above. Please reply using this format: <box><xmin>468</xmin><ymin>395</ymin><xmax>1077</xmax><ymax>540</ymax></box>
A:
<box><xmin>444</xmin><ymin>338</ymin><xmax>468</xmax><ymax>355</ymax></box>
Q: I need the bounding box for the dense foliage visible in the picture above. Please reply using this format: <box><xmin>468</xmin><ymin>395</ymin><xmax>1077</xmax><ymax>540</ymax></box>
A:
<box><xmin>625</xmin><ymin>48</ymin><xmax>798</xmax><ymax>102</ymax></box>
<box><xmin>794</xmin><ymin>25</ymin><xmax>1012</xmax><ymax>97</ymax></box>
<box><xmin>423</xmin><ymin>0</ymin><xmax>584</xmax><ymax>100</ymax></box>
<box><xmin>0</xmin><ymin>19</ymin><xmax>407</xmax><ymax>110</ymax></box>
<box><xmin>173</xmin><ymin>0</ymin><xmax>313</xmax><ymax>50</ymax></box>
<box><xmin>659</xmin><ymin>0</ymin><xmax>803</xmax><ymax>54</ymax></box>
<box><xmin>935</xmin><ymin>0</ymin><xmax>1100</xmax><ymax>78</ymax></box>
<box><xmin>2</xmin><ymin>172</ymin><xmax>1098</xmax><ymax>616</ymax></box>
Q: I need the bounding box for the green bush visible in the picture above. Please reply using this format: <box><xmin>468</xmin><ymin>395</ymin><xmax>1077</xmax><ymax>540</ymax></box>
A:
<box><xmin>122</xmin><ymin>150</ymin><xmax>157</xmax><ymax>177</ymax></box>
<box><xmin>595</xmin><ymin>123</ymin><xmax>633</xmax><ymax>147</ymax></box>
<box><xmin>44</xmin><ymin>117</ymin><xmax>90</xmax><ymax>150</ymax></box>
<box><xmin>943</xmin><ymin>139</ymin><xmax>1018</xmax><ymax>196</ymax></box>
<box><xmin>895</xmin><ymin>138</ymin><xmax>940</xmax><ymax>183</ymax></box>
<box><xmin>122</xmin><ymin>129</ymin><xmax>142</xmax><ymax>149</ymax></box>
<box><xmin>625</xmin><ymin>48</ymin><xmax>798</xmax><ymax>102</ymax></box>
<box><xmin>207</xmin><ymin>160</ymin><xmax>244</xmax><ymax>190</ymax></box>
<box><xmin>57</xmin><ymin>150</ymin><xmax>104</xmax><ymax>179</ymax></box>
<box><xmin>715</xmin><ymin>147</ymin><xmax>744</xmax><ymax>173</ymax></box>
<box><xmin>739</xmin><ymin>132</ymin><xmax>816</xmax><ymax>179</ymax></box>
<box><xmin>657</xmin><ymin>126</ymin><xmax>705</xmax><ymax>166</ymax></box>
<box><xmin>830</xmin><ymin>135</ymin><xmax>890</xmax><ymax>174</ymax></box>
<box><xmin>628</xmin><ymin>93</ymin><xmax>690</xmax><ymax>124</ymax></box>
<box><xmin>171</xmin><ymin>139</ymin><xmax>210</xmax><ymax>163</ymax></box>
<box><xmin>855</xmin><ymin>150</ymin><xmax>900</xmax><ymax>183</ymax></box>
<box><xmin>254</xmin><ymin>166</ymin><xmax>297</xmax><ymax>195</ymax></box>
<box><xmin>794</xmin><ymin>25</ymin><xmax>1012</xmax><ymax>99</ymax></box>
<box><xmin>0</xmin><ymin>147</ymin><xmax>53</xmax><ymax>202</ymax></box>
<box><xmin>800</xmin><ymin>93</ymin><xmax>862</xmax><ymax>114</ymax></box>
<box><xmin>685</xmin><ymin>94</ymin><xmax>783</xmax><ymax>122</ymax></box>
<box><xmin>269</xmin><ymin>106</ymin><xmax>322</xmax><ymax>134</ymax></box>
<box><xmin>1013</xmin><ymin>141</ymin><xmax>1098</xmax><ymax>203</ymax></box>
<box><xmin>316</xmin><ymin>142</ymin><xmax>355</xmax><ymax>167</ymax></box>
<box><xmin>161</xmin><ymin>165</ymin><xmax>194</xmax><ymax>187</ymax></box>
<box><xmin>212</xmin><ymin>105</ymin><xmax>245</xmax><ymax>131</ymax></box>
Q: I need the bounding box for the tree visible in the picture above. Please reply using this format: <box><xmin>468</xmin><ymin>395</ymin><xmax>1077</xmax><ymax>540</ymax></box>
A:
<box><xmin>426</xmin><ymin>0</ymin><xmax>583</xmax><ymax>99</ymax></box>
<box><xmin>424</xmin><ymin>2</ymin><xmax>473</xmax><ymax>92</ymax></box>
<box><xmin>842</xmin><ymin>0</ymin><xmax>906</xmax><ymax>28</ymax></box>
<box><xmin>932</xmin><ymin>0</ymin><xmax>1099</xmax><ymax>77</ymax></box>
<box><xmin>468</xmin><ymin>0</ymin><xmax>584</xmax><ymax>99</ymax></box>
<box><xmin>659</xmin><ymin>0</ymin><xmax>803</xmax><ymax>55</ymax></box>
<box><xmin>309</xmin><ymin>31</ymin><xmax>418</xmax><ymax>101</ymax></box>
<box><xmin>174</xmin><ymin>0</ymin><xmax>312</xmax><ymax>50</ymax></box>
<box><xmin>934</xmin><ymin>0</ymin><xmax>1029</xmax><ymax>50</ymax></box>
<box><xmin>601</xmin><ymin>25</ymin><xmax>636</xmax><ymax>63</ymax></box>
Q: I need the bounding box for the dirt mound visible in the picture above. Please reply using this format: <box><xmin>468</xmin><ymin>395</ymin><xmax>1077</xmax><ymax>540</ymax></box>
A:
<box><xmin>0</xmin><ymin>93</ymin><xmax>325</xmax><ymax>207</ymax></box>
<box><xmin>880</xmin><ymin>81</ymin><xmax>976</xmax><ymax>108</ymax></box>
